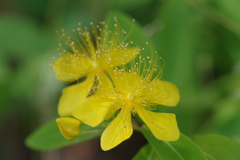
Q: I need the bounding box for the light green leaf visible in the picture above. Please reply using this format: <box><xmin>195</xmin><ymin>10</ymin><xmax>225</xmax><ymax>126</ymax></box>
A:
<box><xmin>25</xmin><ymin>118</ymin><xmax>104</xmax><ymax>151</ymax></box>
<box><xmin>141</xmin><ymin>125</ymin><xmax>207</xmax><ymax>160</ymax></box>
<box><xmin>132</xmin><ymin>144</ymin><xmax>161</xmax><ymax>160</ymax></box>
<box><xmin>155</xmin><ymin>0</ymin><xmax>197</xmax><ymax>90</ymax></box>
<box><xmin>191</xmin><ymin>134</ymin><xmax>240</xmax><ymax>160</ymax></box>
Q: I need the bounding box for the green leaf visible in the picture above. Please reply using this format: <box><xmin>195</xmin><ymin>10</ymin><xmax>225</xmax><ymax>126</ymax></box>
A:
<box><xmin>25</xmin><ymin>118</ymin><xmax>104</xmax><ymax>151</ymax></box>
<box><xmin>155</xmin><ymin>0</ymin><xmax>197</xmax><ymax>88</ymax></box>
<box><xmin>141</xmin><ymin>125</ymin><xmax>207</xmax><ymax>160</ymax></box>
<box><xmin>191</xmin><ymin>134</ymin><xmax>240</xmax><ymax>160</ymax></box>
<box><xmin>132</xmin><ymin>144</ymin><xmax>161</xmax><ymax>160</ymax></box>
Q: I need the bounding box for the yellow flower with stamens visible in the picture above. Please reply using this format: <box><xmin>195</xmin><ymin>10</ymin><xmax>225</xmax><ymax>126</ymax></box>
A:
<box><xmin>72</xmin><ymin>54</ymin><xmax>180</xmax><ymax>151</ymax></box>
<box><xmin>52</xmin><ymin>19</ymin><xmax>138</xmax><ymax>118</ymax></box>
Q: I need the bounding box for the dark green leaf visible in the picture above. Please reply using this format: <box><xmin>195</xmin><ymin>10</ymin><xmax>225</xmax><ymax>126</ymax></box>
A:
<box><xmin>141</xmin><ymin>125</ymin><xmax>207</xmax><ymax>160</ymax></box>
<box><xmin>132</xmin><ymin>144</ymin><xmax>161</xmax><ymax>160</ymax></box>
<box><xmin>25</xmin><ymin>118</ymin><xmax>104</xmax><ymax>151</ymax></box>
<box><xmin>191</xmin><ymin>134</ymin><xmax>240</xmax><ymax>160</ymax></box>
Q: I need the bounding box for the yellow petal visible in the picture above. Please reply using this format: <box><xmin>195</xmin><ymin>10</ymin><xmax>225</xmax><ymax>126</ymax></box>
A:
<box><xmin>58</xmin><ymin>74</ymin><xmax>95</xmax><ymax>116</ymax></box>
<box><xmin>56</xmin><ymin>117</ymin><xmax>81</xmax><ymax>140</ymax></box>
<box><xmin>95</xmin><ymin>73</ymin><xmax>121</xmax><ymax>120</ymax></box>
<box><xmin>100</xmin><ymin>47</ymin><xmax>139</xmax><ymax>68</ymax></box>
<box><xmin>94</xmin><ymin>72</ymin><xmax>120</xmax><ymax>120</ymax></box>
<box><xmin>72</xmin><ymin>98</ymin><xmax>114</xmax><ymax>127</ymax></box>
<box><xmin>148</xmin><ymin>80</ymin><xmax>180</xmax><ymax>107</ymax></box>
<box><xmin>95</xmin><ymin>72</ymin><xmax>115</xmax><ymax>96</ymax></box>
<box><xmin>53</xmin><ymin>53</ymin><xmax>93</xmax><ymax>82</ymax></box>
<box><xmin>101</xmin><ymin>107</ymin><xmax>133</xmax><ymax>151</ymax></box>
<box><xmin>104</xmin><ymin>105</ymin><xmax>119</xmax><ymax>120</ymax></box>
<box><xmin>108</xmin><ymin>70</ymin><xmax>144</xmax><ymax>95</ymax></box>
<box><xmin>136</xmin><ymin>106</ymin><xmax>180</xmax><ymax>141</ymax></box>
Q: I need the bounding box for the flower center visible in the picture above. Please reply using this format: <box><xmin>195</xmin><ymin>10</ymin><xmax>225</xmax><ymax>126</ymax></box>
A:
<box><xmin>127</xmin><ymin>92</ymin><xmax>134</xmax><ymax>101</ymax></box>
<box><xmin>92</xmin><ymin>61</ymin><xmax>98</xmax><ymax>69</ymax></box>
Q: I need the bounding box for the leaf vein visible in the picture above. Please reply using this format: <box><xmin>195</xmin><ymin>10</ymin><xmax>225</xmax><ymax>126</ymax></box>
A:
<box><xmin>204</xmin><ymin>152</ymin><xmax>217</xmax><ymax>160</ymax></box>
<box><xmin>164</xmin><ymin>142</ymin><xmax>184</xmax><ymax>160</ymax></box>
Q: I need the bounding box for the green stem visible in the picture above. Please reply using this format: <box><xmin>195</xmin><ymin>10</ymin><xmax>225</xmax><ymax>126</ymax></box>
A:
<box><xmin>82</xmin><ymin>129</ymin><xmax>104</xmax><ymax>134</ymax></box>
<box><xmin>132</xmin><ymin>117</ymin><xmax>142</xmax><ymax>131</ymax></box>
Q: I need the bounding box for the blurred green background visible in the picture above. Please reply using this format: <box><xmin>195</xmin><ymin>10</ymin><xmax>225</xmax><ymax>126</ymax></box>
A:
<box><xmin>1</xmin><ymin>0</ymin><xmax>240</xmax><ymax>159</ymax></box>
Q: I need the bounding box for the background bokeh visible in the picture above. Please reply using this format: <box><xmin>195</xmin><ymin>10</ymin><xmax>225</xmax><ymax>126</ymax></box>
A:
<box><xmin>1</xmin><ymin>0</ymin><xmax>240</xmax><ymax>159</ymax></box>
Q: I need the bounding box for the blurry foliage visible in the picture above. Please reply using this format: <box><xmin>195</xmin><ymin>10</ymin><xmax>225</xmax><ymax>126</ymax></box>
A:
<box><xmin>1</xmin><ymin>0</ymin><xmax>240</xmax><ymax>159</ymax></box>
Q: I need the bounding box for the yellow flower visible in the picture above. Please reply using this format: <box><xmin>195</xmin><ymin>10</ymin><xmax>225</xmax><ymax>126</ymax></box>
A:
<box><xmin>52</xmin><ymin>20</ymin><xmax>138</xmax><ymax>117</ymax></box>
<box><xmin>72</xmin><ymin>54</ymin><xmax>180</xmax><ymax>150</ymax></box>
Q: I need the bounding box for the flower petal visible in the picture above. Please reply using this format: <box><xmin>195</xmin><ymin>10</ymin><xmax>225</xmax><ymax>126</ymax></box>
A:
<box><xmin>72</xmin><ymin>98</ymin><xmax>114</xmax><ymax>127</ymax></box>
<box><xmin>100</xmin><ymin>47</ymin><xmax>139</xmax><ymax>68</ymax></box>
<box><xmin>104</xmin><ymin>105</ymin><xmax>119</xmax><ymax>120</ymax></box>
<box><xmin>53</xmin><ymin>53</ymin><xmax>93</xmax><ymax>82</ymax></box>
<box><xmin>96</xmin><ymin>73</ymin><xmax>119</xmax><ymax>120</ymax></box>
<box><xmin>101</xmin><ymin>107</ymin><xmax>133</xmax><ymax>151</ymax></box>
<box><xmin>56</xmin><ymin>117</ymin><xmax>81</xmax><ymax>140</ymax></box>
<box><xmin>108</xmin><ymin>70</ymin><xmax>145</xmax><ymax>95</ymax></box>
<box><xmin>137</xmin><ymin>106</ymin><xmax>180</xmax><ymax>141</ymax></box>
<box><xmin>148</xmin><ymin>80</ymin><xmax>180</xmax><ymax>107</ymax></box>
<box><xmin>58</xmin><ymin>74</ymin><xmax>95</xmax><ymax>116</ymax></box>
<box><xmin>95</xmin><ymin>72</ymin><xmax>115</xmax><ymax>96</ymax></box>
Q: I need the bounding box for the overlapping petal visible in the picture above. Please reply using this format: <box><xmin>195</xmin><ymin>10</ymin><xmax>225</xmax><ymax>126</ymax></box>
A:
<box><xmin>101</xmin><ymin>107</ymin><xmax>133</xmax><ymax>151</ymax></box>
<box><xmin>56</xmin><ymin>117</ymin><xmax>81</xmax><ymax>140</ymax></box>
<box><xmin>104</xmin><ymin>105</ymin><xmax>119</xmax><ymax>120</ymax></box>
<box><xmin>136</xmin><ymin>106</ymin><xmax>180</xmax><ymax>141</ymax></box>
<box><xmin>58</xmin><ymin>74</ymin><xmax>95</xmax><ymax>116</ymax></box>
<box><xmin>72</xmin><ymin>98</ymin><xmax>115</xmax><ymax>127</ymax></box>
<box><xmin>53</xmin><ymin>53</ymin><xmax>93</xmax><ymax>82</ymax></box>
<box><xmin>147</xmin><ymin>79</ymin><xmax>180</xmax><ymax>107</ymax></box>
<box><xmin>100</xmin><ymin>47</ymin><xmax>139</xmax><ymax>69</ymax></box>
<box><xmin>95</xmin><ymin>72</ymin><xmax>115</xmax><ymax>96</ymax></box>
